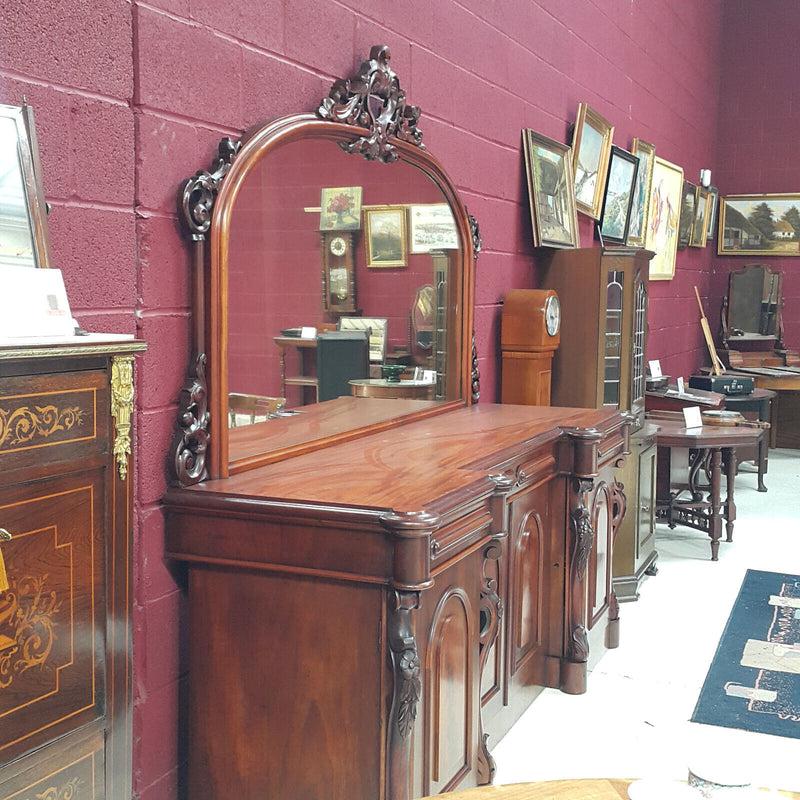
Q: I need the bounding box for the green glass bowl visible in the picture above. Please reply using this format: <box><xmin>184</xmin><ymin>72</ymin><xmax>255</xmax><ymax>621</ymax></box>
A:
<box><xmin>380</xmin><ymin>364</ymin><xmax>405</xmax><ymax>383</ymax></box>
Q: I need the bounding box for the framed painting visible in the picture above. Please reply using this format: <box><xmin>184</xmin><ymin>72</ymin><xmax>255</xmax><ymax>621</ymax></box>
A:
<box><xmin>645</xmin><ymin>156</ymin><xmax>684</xmax><ymax>280</ymax></box>
<box><xmin>598</xmin><ymin>145</ymin><xmax>639</xmax><ymax>245</ymax></box>
<box><xmin>364</xmin><ymin>207</ymin><xmax>407</xmax><ymax>267</ymax></box>
<box><xmin>409</xmin><ymin>204</ymin><xmax>458</xmax><ymax>252</ymax></box>
<box><xmin>718</xmin><ymin>193</ymin><xmax>800</xmax><ymax>255</ymax></box>
<box><xmin>705</xmin><ymin>185</ymin><xmax>719</xmax><ymax>240</ymax></box>
<box><xmin>626</xmin><ymin>139</ymin><xmax>655</xmax><ymax>247</ymax></box>
<box><xmin>571</xmin><ymin>103</ymin><xmax>614</xmax><ymax>219</ymax></box>
<box><xmin>522</xmin><ymin>128</ymin><xmax>580</xmax><ymax>249</ymax></box>
<box><xmin>319</xmin><ymin>186</ymin><xmax>362</xmax><ymax>230</ymax></box>
<box><xmin>690</xmin><ymin>187</ymin><xmax>710</xmax><ymax>247</ymax></box>
<box><xmin>678</xmin><ymin>181</ymin><xmax>697</xmax><ymax>249</ymax></box>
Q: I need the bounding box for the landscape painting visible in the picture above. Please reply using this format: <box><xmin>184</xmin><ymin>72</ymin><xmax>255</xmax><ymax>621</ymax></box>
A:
<box><xmin>718</xmin><ymin>194</ymin><xmax>800</xmax><ymax>255</ymax></box>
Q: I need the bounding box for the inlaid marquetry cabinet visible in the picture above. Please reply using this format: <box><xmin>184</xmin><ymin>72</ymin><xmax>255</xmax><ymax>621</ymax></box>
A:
<box><xmin>0</xmin><ymin>338</ymin><xmax>145</xmax><ymax>800</ymax></box>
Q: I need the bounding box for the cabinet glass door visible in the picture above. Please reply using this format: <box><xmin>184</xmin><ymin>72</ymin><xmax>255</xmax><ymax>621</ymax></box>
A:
<box><xmin>631</xmin><ymin>277</ymin><xmax>647</xmax><ymax>422</ymax></box>
<box><xmin>603</xmin><ymin>270</ymin><xmax>624</xmax><ymax>407</ymax></box>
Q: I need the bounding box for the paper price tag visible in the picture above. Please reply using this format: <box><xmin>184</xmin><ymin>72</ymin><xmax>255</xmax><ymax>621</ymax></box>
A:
<box><xmin>683</xmin><ymin>406</ymin><xmax>703</xmax><ymax>429</ymax></box>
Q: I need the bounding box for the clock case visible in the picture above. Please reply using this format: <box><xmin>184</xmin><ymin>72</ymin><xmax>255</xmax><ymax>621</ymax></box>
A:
<box><xmin>500</xmin><ymin>288</ymin><xmax>560</xmax><ymax>406</ymax></box>
<box><xmin>321</xmin><ymin>230</ymin><xmax>358</xmax><ymax>315</ymax></box>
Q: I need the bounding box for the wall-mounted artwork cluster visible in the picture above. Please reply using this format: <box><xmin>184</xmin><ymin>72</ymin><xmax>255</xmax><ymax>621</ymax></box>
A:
<box><xmin>522</xmin><ymin>103</ymin><xmax>722</xmax><ymax>281</ymax></box>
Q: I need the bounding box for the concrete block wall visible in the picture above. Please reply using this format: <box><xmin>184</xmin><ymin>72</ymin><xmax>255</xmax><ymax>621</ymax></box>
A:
<box><xmin>7</xmin><ymin>2</ymin><xmax>796</xmax><ymax>798</ymax></box>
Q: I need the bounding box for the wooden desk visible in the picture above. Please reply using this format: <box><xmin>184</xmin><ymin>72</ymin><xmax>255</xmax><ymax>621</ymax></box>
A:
<box><xmin>715</xmin><ymin>367</ymin><xmax>800</xmax><ymax>449</ymax></box>
<box><xmin>350</xmin><ymin>378</ymin><xmax>436</xmax><ymax>400</ymax></box>
<box><xmin>649</xmin><ymin>414</ymin><xmax>764</xmax><ymax>560</ymax></box>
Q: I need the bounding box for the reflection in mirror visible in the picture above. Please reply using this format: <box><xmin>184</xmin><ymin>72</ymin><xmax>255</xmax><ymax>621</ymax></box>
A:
<box><xmin>226</xmin><ymin>136</ymin><xmax>461</xmax><ymax>411</ymax></box>
<box><xmin>727</xmin><ymin>263</ymin><xmax>782</xmax><ymax>338</ymax></box>
<box><xmin>0</xmin><ymin>102</ymin><xmax>51</xmax><ymax>269</ymax></box>
<box><xmin>174</xmin><ymin>46</ymin><xmax>477</xmax><ymax>484</ymax></box>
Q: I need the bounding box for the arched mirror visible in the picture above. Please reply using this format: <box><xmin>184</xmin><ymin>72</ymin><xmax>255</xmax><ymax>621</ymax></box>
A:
<box><xmin>174</xmin><ymin>46</ymin><xmax>477</xmax><ymax>482</ymax></box>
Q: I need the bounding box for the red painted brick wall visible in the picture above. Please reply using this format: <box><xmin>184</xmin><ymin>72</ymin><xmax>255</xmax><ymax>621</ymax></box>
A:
<box><xmin>714</xmin><ymin>0</ymin><xmax>800</xmax><ymax>352</ymax></box>
<box><xmin>9</xmin><ymin>2</ymin><xmax>794</xmax><ymax>798</ymax></box>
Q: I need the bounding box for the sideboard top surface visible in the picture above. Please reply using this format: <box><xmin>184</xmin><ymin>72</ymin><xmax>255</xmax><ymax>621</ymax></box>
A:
<box><xmin>166</xmin><ymin>401</ymin><xmax>627</xmax><ymax>515</ymax></box>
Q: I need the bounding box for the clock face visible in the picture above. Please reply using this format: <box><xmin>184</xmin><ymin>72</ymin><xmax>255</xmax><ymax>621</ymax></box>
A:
<box><xmin>545</xmin><ymin>294</ymin><xmax>561</xmax><ymax>336</ymax></box>
<box><xmin>329</xmin><ymin>236</ymin><xmax>347</xmax><ymax>257</ymax></box>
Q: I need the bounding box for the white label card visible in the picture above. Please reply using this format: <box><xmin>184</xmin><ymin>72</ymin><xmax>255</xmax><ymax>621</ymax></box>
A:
<box><xmin>648</xmin><ymin>360</ymin><xmax>662</xmax><ymax>378</ymax></box>
<box><xmin>300</xmin><ymin>326</ymin><xmax>317</xmax><ymax>339</ymax></box>
<box><xmin>677</xmin><ymin>376</ymin><xmax>685</xmax><ymax>394</ymax></box>
<box><xmin>683</xmin><ymin>406</ymin><xmax>703</xmax><ymax>429</ymax></box>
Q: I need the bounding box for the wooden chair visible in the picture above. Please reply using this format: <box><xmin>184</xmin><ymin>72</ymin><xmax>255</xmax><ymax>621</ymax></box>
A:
<box><xmin>228</xmin><ymin>393</ymin><xmax>286</xmax><ymax>427</ymax></box>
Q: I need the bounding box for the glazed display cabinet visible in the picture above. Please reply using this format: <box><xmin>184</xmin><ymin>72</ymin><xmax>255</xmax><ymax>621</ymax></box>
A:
<box><xmin>539</xmin><ymin>247</ymin><xmax>656</xmax><ymax>599</ymax></box>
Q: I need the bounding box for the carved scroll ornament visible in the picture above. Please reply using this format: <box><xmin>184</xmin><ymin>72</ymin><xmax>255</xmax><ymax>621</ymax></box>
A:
<box><xmin>318</xmin><ymin>45</ymin><xmax>424</xmax><ymax>163</ymax></box>
<box><xmin>173</xmin><ymin>353</ymin><xmax>210</xmax><ymax>485</ymax></box>
<box><xmin>568</xmin><ymin>477</ymin><xmax>596</xmax><ymax>665</ymax></box>
<box><xmin>181</xmin><ymin>137</ymin><xmax>241</xmax><ymax>239</ymax></box>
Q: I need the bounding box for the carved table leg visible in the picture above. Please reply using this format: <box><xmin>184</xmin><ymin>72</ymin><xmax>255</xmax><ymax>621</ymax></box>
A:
<box><xmin>708</xmin><ymin>448</ymin><xmax>723</xmax><ymax>561</ymax></box>
<box><xmin>724</xmin><ymin>446</ymin><xmax>737</xmax><ymax>543</ymax></box>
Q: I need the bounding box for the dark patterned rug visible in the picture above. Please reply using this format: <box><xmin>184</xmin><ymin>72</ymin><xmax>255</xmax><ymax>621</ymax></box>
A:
<box><xmin>691</xmin><ymin>569</ymin><xmax>800</xmax><ymax>739</ymax></box>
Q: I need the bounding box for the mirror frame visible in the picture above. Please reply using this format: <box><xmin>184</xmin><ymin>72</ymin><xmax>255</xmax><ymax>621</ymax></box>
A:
<box><xmin>0</xmin><ymin>101</ymin><xmax>53</xmax><ymax>269</ymax></box>
<box><xmin>722</xmin><ymin>262</ymin><xmax>785</xmax><ymax>351</ymax></box>
<box><xmin>173</xmin><ymin>46</ymin><xmax>478</xmax><ymax>484</ymax></box>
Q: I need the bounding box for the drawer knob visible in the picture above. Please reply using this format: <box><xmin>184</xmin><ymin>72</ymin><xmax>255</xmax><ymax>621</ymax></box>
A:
<box><xmin>0</xmin><ymin>528</ymin><xmax>11</xmax><ymax>594</ymax></box>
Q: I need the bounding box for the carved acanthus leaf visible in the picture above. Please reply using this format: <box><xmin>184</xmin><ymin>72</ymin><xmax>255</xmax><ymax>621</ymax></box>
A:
<box><xmin>317</xmin><ymin>45</ymin><xmax>424</xmax><ymax>163</ymax></box>
<box><xmin>172</xmin><ymin>353</ymin><xmax>210</xmax><ymax>486</ymax></box>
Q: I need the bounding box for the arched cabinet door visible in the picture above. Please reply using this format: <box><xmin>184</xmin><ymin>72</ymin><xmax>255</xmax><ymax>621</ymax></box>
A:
<box><xmin>416</xmin><ymin>547</ymin><xmax>483</xmax><ymax>799</ymax></box>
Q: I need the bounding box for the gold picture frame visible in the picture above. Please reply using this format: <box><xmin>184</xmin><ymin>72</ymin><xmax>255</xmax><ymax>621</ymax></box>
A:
<box><xmin>718</xmin><ymin>193</ymin><xmax>800</xmax><ymax>255</ymax></box>
<box><xmin>571</xmin><ymin>103</ymin><xmax>615</xmax><ymax>219</ymax></box>
<box><xmin>627</xmin><ymin>138</ymin><xmax>656</xmax><ymax>247</ymax></box>
<box><xmin>690</xmin><ymin>187</ymin><xmax>710</xmax><ymax>248</ymax></box>
<box><xmin>364</xmin><ymin>207</ymin><xmax>407</xmax><ymax>268</ymax></box>
<box><xmin>645</xmin><ymin>156</ymin><xmax>684</xmax><ymax>281</ymax></box>
<box><xmin>522</xmin><ymin>129</ymin><xmax>580</xmax><ymax>249</ymax></box>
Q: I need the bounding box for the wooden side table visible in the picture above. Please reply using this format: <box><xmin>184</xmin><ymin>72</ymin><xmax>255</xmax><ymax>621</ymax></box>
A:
<box><xmin>649</xmin><ymin>414</ymin><xmax>765</xmax><ymax>560</ymax></box>
<box><xmin>722</xmin><ymin>387</ymin><xmax>775</xmax><ymax>490</ymax></box>
<box><xmin>349</xmin><ymin>378</ymin><xmax>435</xmax><ymax>400</ymax></box>
<box><xmin>274</xmin><ymin>336</ymin><xmax>319</xmax><ymax>404</ymax></box>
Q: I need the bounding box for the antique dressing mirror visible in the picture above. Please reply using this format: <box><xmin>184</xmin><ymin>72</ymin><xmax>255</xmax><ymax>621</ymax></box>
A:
<box><xmin>721</xmin><ymin>263</ymin><xmax>786</xmax><ymax>363</ymax></box>
<box><xmin>174</xmin><ymin>46</ymin><xmax>478</xmax><ymax>482</ymax></box>
<box><xmin>0</xmin><ymin>101</ymin><xmax>52</xmax><ymax>269</ymax></box>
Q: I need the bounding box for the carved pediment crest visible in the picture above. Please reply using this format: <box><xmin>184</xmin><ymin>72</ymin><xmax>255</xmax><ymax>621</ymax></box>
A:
<box><xmin>318</xmin><ymin>45</ymin><xmax>424</xmax><ymax>163</ymax></box>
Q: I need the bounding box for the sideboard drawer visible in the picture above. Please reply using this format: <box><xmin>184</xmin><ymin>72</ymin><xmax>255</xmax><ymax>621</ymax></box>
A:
<box><xmin>0</xmin><ymin>370</ymin><xmax>109</xmax><ymax>477</ymax></box>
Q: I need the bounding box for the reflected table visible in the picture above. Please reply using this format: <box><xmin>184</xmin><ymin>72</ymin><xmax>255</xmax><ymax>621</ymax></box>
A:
<box><xmin>649</xmin><ymin>414</ymin><xmax>765</xmax><ymax>560</ymax></box>
<box><xmin>349</xmin><ymin>378</ymin><xmax>435</xmax><ymax>400</ymax></box>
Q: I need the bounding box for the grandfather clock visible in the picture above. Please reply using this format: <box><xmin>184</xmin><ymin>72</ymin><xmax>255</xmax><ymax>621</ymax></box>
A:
<box><xmin>501</xmin><ymin>288</ymin><xmax>561</xmax><ymax>406</ymax></box>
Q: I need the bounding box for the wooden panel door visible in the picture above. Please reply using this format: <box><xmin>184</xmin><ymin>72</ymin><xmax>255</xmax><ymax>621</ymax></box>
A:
<box><xmin>505</xmin><ymin>478</ymin><xmax>563</xmax><ymax>693</ymax></box>
<box><xmin>0</xmin><ymin>470</ymin><xmax>106</xmax><ymax>798</ymax></box>
<box><xmin>418</xmin><ymin>547</ymin><xmax>482</xmax><ymax>798</ymax></box>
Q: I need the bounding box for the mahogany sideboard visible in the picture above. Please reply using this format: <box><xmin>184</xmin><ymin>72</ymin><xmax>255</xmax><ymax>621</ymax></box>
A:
<box><xmin>165</xmin><ymin>399</ymin><xmax>630</xmax><ymax>800</ymax></box>
<box><xmin>0</xmin><ymin>336</ymin><xmax>145</xmax><ymax>800</ymax></box>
